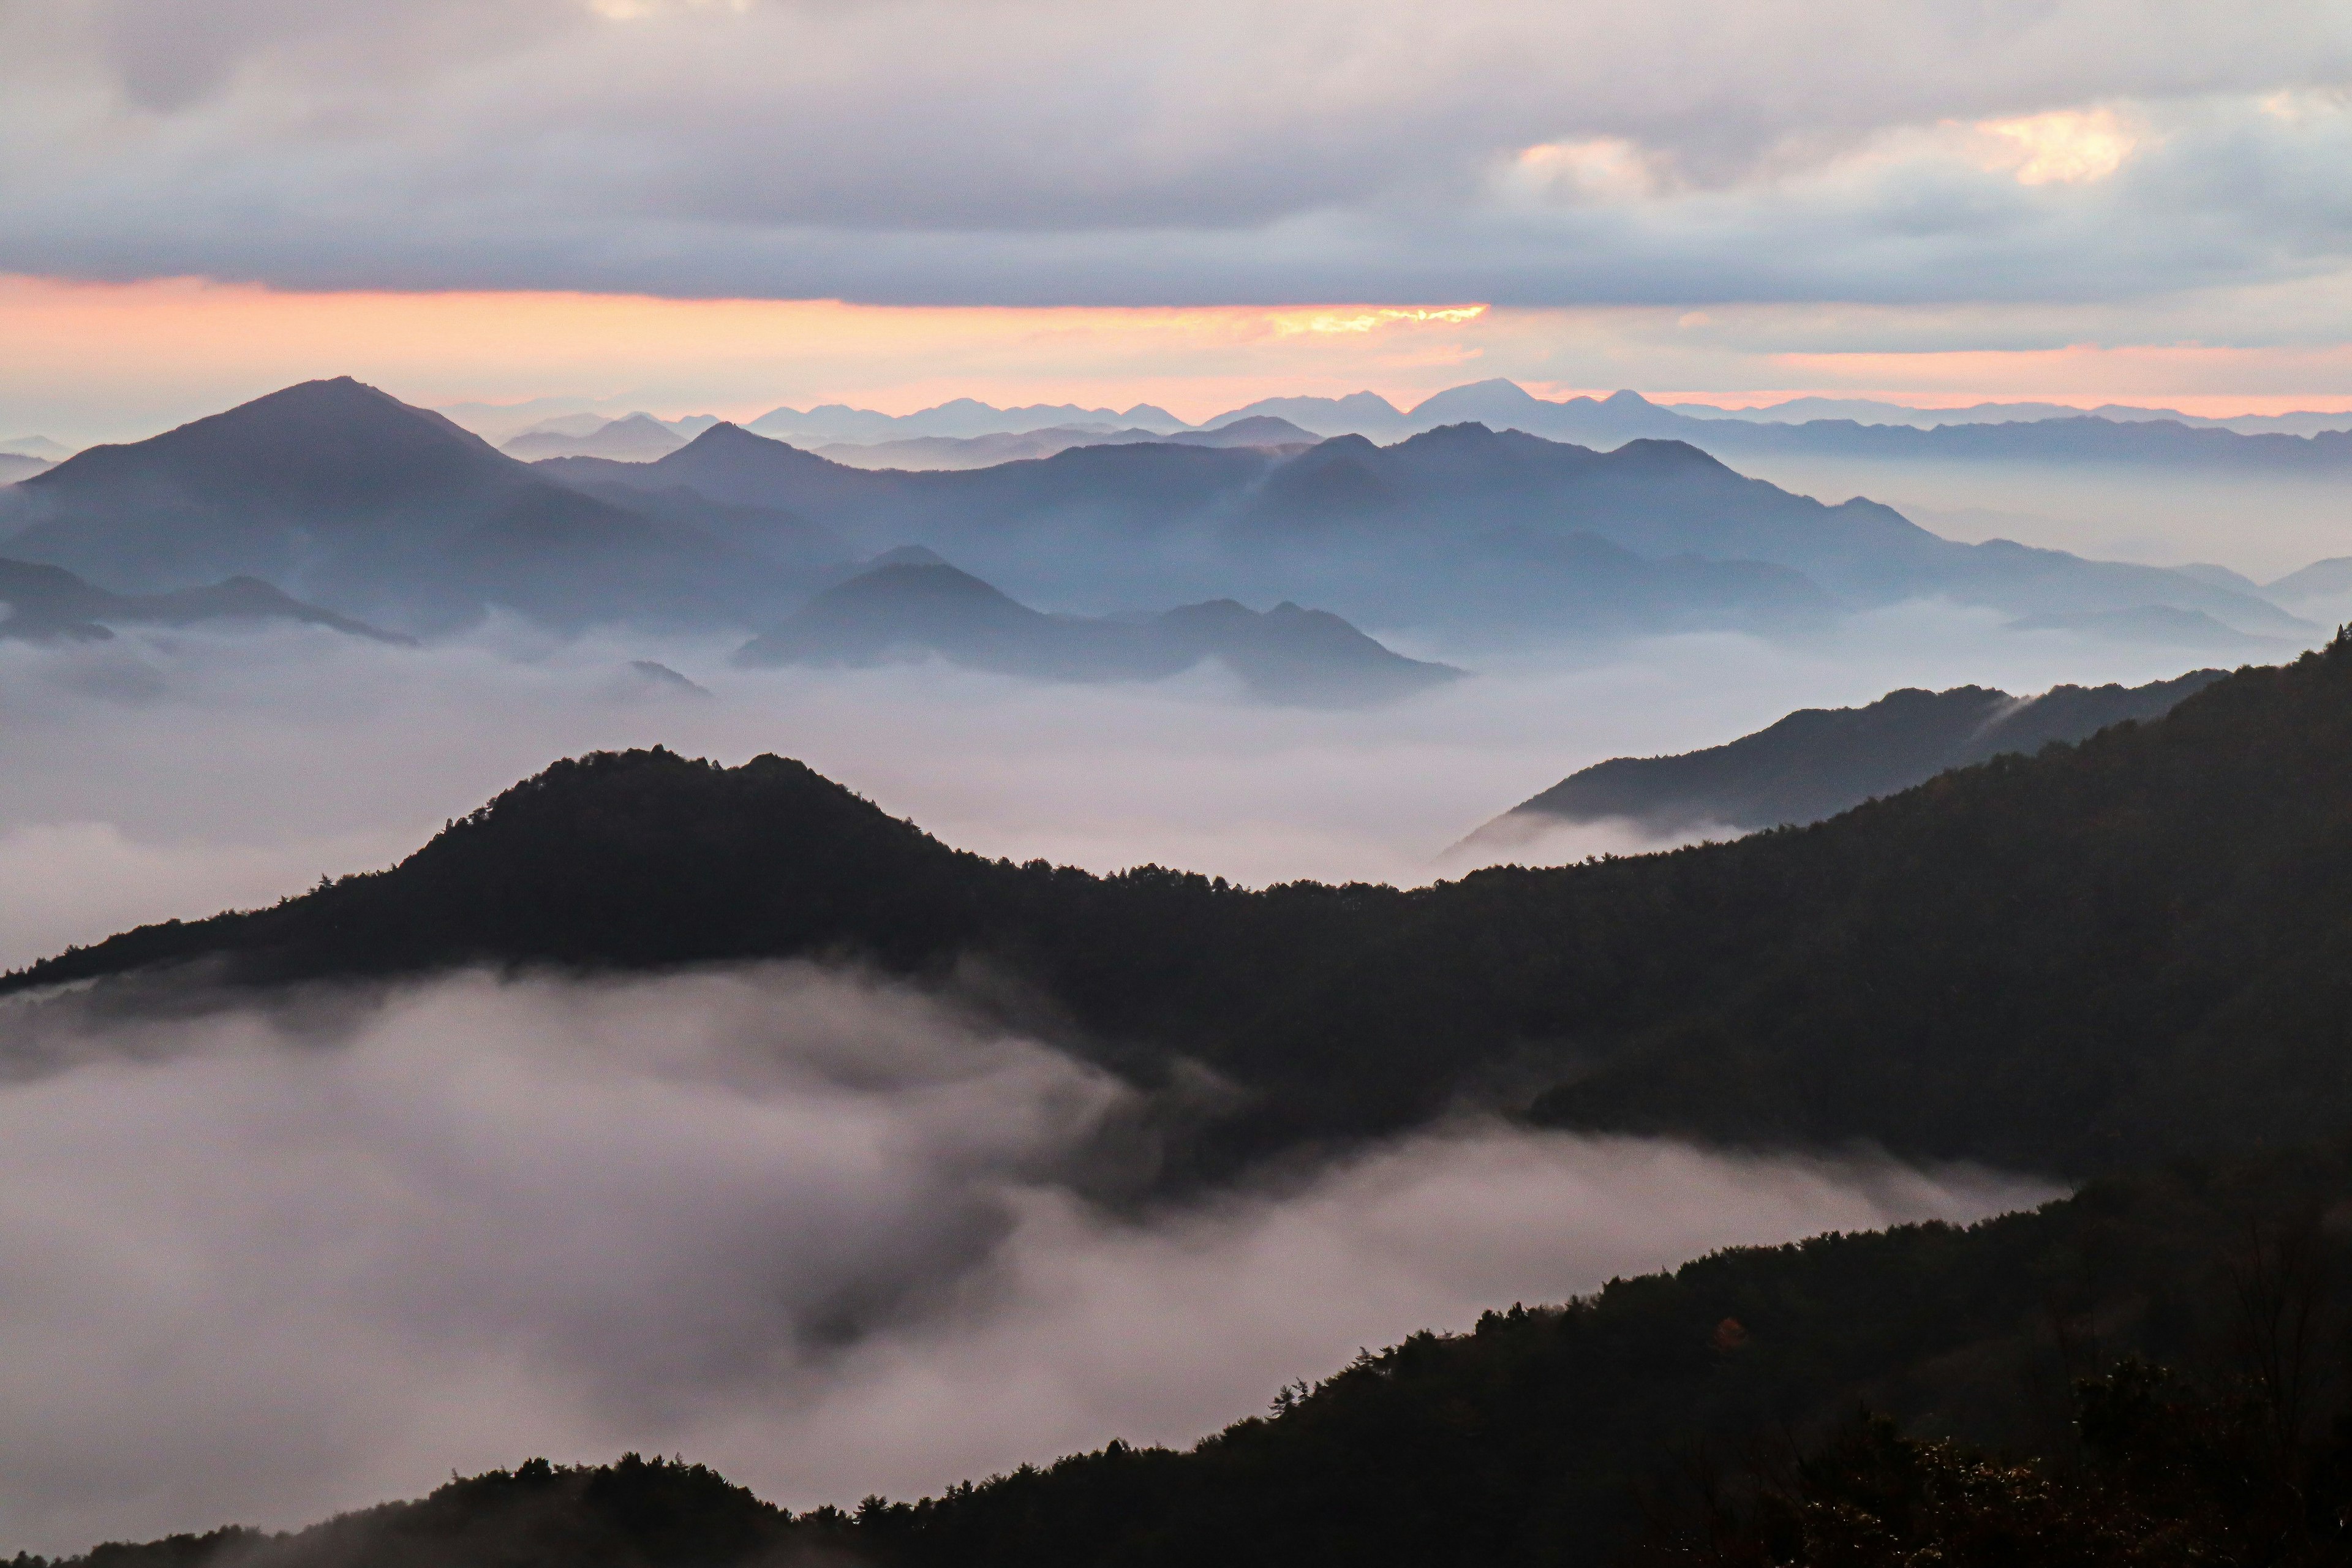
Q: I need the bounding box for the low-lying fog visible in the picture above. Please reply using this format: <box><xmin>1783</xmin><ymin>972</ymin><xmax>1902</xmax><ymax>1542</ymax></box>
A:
<box><xmin>0</xmin><ymin>603</ymin><xmax>2274</xmax><ymax>971</ymax></box>
<box><xmin>0</xmin><ymin>964</ymin><xmax>2056</xmax><ymax>1553</ymax></box>
<box><xmin>0</xmin><ymin>608</ymin><xmax>2245</xmax><ymax>1550</ymax></box>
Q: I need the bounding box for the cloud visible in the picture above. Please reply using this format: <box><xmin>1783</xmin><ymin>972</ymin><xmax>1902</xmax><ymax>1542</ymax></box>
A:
<box><xmin>0</xmin><ymin>611</ymin><xmax>2245</xmax><ymax>973</ymax></box>
<box><xmin>2</xmin><ymin>2</ymin><xmax>2350</xmax><ymax>306</ymax></box>
<box><xmin>0</xmin><ymin>962</ymin><xmax>2055</xmax><ymax>1554</ymax></box>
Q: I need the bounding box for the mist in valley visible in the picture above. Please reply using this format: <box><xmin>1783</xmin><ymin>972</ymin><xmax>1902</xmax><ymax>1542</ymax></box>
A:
<box><xmin>0</xmin><ymin>605</ymin><xmax>2264</xmax><ymax>972</ymax></box>
<box><xmin>0</xmin><ymin>961</ymin><xmax>2053</xmax><ymax>1553</ymax></box>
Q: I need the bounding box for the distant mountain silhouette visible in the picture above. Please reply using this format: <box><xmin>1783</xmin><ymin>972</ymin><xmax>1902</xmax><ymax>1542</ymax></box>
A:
<box><xmin>0</xmin><ymin>452</ymin><xmax>51</xmax><ymax>483</ymax></box>
<box><xmin>1477</xmin><ymin>669</ymin><xmax>2225</xmax><ymax>840</ymax></box>
<box><xmin>0</xmin><ymin>379</ymin><xmax>846</xmax><ymax>631</ymax></box>
<box><xmin>734</xmin><ymin>557</ymin><xmax>1459</xmax><ymax>706</ymax></box>
<box><xmin>807</xmin><ymin>415</ymin><xmax>1321</xmax><ymax>472</ymax></box>
<box><xmin>548</xmin><ymin>421</ymin><xmax>2286</xmax><ymax>645</ymax></box>
<box><xmin>0</xmin><ymin>556</ymin><xmax>412</xmax><ymax>644</ymax></box>
<box><xmin>1205</xmin><ymin>380</ymin><xmax>2352</xmax><ymax>478</ymax></box>
<box><xmin>2266</xmin><ymin>556</ymin><xmax>2352</xmax><ymax>605</ymax></box>
<box><xmin>13</xmin><ymin>379</ymin><xmax>2316</xmax><ymax>648</ymax></box>
<box><xmin>748</xmin><ymin>396</ymin><xmax>1188</xmax><ymax>444</ymax></box>
<box><xmin>501</xmin><ymin>412</ymin><xmax>685</xmax><ymax>461</ymax></box>
<box><xmin>1659</xmin><ymin>393</ymin><xmax>2352</xmax><ymax>437</ymax></box>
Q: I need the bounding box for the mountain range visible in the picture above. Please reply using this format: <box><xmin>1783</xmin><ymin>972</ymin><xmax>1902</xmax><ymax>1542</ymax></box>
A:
<box><xmin>0</xmin><ymin>556</ymin><xmax>412</xmax><ymax>644</ymax></box>
<box><xmin>545</xmin><ymin>417</ymin><xmax>2304</xmax><ymax>646</ymax></box>
<box><xmin>0</xmin><ymin>378</ymin><xmax>852</xmax><ymax>633</ymax></box>
<box><xmin>734</xmin><ymin>551</ymin><xmax>1460</xmax><ymax>706</ymax></box>
<box><xmin>499</xmin><ymin>412</ymin><xmax>687</xmax><ymax>462</ymax></box>
<box><xmin>0</xmin><ymin>377</ymin><xmax>2326</xmax><ymax>650</ymax></box>
<box><xmin>1473</xmin><ymin>669</ymin><xmax>2226</xmax><ymax>840</ymax></box>
<box><xmin>23</xmin><ymin>634</ymin><xmax>2352</xmax><ymax>1185</ymax></box>
<box><xmin>810</xmin><ymin>413</ymin><xmax>1322</xmax><ymax>470</ymax></box>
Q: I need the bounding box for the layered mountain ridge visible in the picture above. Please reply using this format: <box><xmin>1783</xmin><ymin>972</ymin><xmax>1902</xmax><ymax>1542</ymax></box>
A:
<box><xmin>21</xmin><ymin>634</ymin><xmax>2352</xmax><ymax>1182</ymax></box>
<box><xmin>1476</xmin><ymin>668</ymin><xmax>2226</xmax><ymax>839</ymax></box>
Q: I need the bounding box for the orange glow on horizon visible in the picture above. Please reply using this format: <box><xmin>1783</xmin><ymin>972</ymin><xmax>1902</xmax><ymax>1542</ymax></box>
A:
<box><xmin>5</xmin><ymin>275</ymin><xmax>2351</xmax><ymax>443</ymax></box>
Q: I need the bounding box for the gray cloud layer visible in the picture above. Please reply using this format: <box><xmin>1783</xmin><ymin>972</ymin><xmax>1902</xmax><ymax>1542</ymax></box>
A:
<box><xmin>4</xmin><ymin>2</ymin><xmax>2351</xmax><ymax>305</ymax></box>
<box><xmin>0</xmin><ymin>962</ymin><xmax>2052</xmax><ymax>1555</ymax></box>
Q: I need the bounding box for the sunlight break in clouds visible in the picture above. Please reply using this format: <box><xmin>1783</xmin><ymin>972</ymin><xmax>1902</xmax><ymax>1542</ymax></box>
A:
<box><xmin>0</xmin><ymin>964</ymin><xmax>2056</xmax><ymax>1554</ymax></box>
<box><xmin>1977</xmin><ymin>108</ymin><xmax>2139</xmax><ymax>185</ymax></box>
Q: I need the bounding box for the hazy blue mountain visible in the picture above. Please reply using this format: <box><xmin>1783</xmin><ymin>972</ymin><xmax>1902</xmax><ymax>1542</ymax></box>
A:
<box><xmin>0</xmin><ymin>379</ymin><xmax>845</xmax><ymax>632</ymax></box>
<box><xmin>1664</xmin><ymin>393</ymin><xmax>2352</xmax><ymax>436</ymax></box>
<box><xmin>0</xmin><ymin>453</ymin><xmax>50</xmax><ymax>483</ymax></box>
<box><xmin>0</xmin><ymin>434</ymin><xmax>69</xmax><ymax>459</ymax></box>
<box><xmin>0</xmin><ymin>555</ymin><xmax>413</xmax><ymax>644</ymax></box>
<box><xmin>1481</xmin><ymin>669</ymin><xmax>2224</xmax><ymax>839</ymax></box>
<box><xmin>2009</xmin><ymin>605</ymin><xmax>2285</xmax><ymax>651</ymax></box>
<box><xmin>500</xmin><ymin>412</ymin><xmax>684</xmax><ymax>461</ymax></box>
<box><xmin>1204</xmin><ymin>390</ymin><xmax>1415</xmax><ymax>440</ymax></box>
<box><xmin>812</xmin><ymin>414</ymin><xmax>1321</xmax><ymax>472</ymax></box>
<box><xmin>1188</xmin><ymin>381</ymin><xmax>2352</xmax><ymax>476</ymax></box>
<box><xmin>544</xmin><ymin>420</ymin><xmax>2299</xmax><ymax>644</ymax></box>
<box><xmin>734</xmin><ymin>556</ymin><xmax>1460</xmax><ymax>705</ymax></box>
<box><xmin>748</xmin><ymin>396</ymin><xmax>1190</xmax><ymax>444</ymax></box>
<box><xmin>2266</xmin><ymin>556</ymin><xmax>2352</xmax><ymax>605</ymax></box>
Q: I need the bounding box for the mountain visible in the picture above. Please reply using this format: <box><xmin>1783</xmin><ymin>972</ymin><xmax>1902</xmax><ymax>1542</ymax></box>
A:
<box><xmin>545</xmin><ymin>421</ymin><xmax>2283</xmax><ymax>644</ymax></box>
<box><xmin>733</xmin><ymin>556</ymin><xmax>1460</xmax><ymax>706</ymax></box>
<box><xmin>0</xmin><ymin>556</ymin><xmax>413</xmax><ymax>644</ymax></box>
<box><xmin>1478</xmin><ymin>669</ymin><xmax>2225</xmax><ymax>840</ymax></box>
<box><xmin>0</xmin><ymin>379</ymin><xmax>846</xmax><ymax>631</ymax></box>
<box><xmin>2266</xmin><ymin>556</ymin><xmax>2352</xmax><ymax>606</ymax></box>
<box><xmin>809</xmin><ymin>415</ymin><xmax>1323</xmax><ymax>472</ymax></box>
<box><xmin>500</xmin><ymin>412</ymin><xmax>685</xmax><ymax>461</ymax></box>
<box><xmin>1664</xmin><ymin>393</ymin><xmax>2352</xmax><ymax>437</ymax></box>
<box><xmin>0</xmin><ymin>434</ymin><xmax>70</xmax><ymax>459</ymax></box>
<box><xmin>747</xmin><ymin>397</ymin><xmax>1189</xmax><ymax>445</ymax></box>
<box><xmin>1205</xmin><ymin>390</ymin><xmax>1415</xmax><ymax>440</ymax></box>
<box><xmin>0</xmin><ymin>452</ymin><xmax>51</xmax><ymax>483</ymax></box>
<box><xmin>1196</xmin><ymin>380</ymin><xmax>2352</xmax><ymax>470</ymax></box>
<box><xmin>29</xmin><ymin>636</ymin><xmax>2352</xmax><ymax>1183</ymax></box>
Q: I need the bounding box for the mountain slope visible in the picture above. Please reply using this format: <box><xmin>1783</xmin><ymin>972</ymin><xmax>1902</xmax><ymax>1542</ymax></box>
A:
<box><xmin>543</xmin><ymin>421</ymin><xmax>2294</xmax><ymax>641</ymax></box>
<box><xmin>500</xmin><ymin>412</ymin><xmax>685</xmax><ymax>461</ymax></box>
<box><xmin>733</xmin><ymin>557</ymin><xmax>1460</xmax><ymax>705</ymax></box>
<box><xmin>0</xmin><ymin>556</ymin><xmax>413</xmax><ymax>644</ymax></box>
<box><xmin>0</xmin><ymin>380</ymin><xmax>838</xmax><ymax>631</ymax></box>
<box><xmin>41</xmin><ymin>1145</ymin><xmax>2352</xmax><ymax>1568</ymax></box>
<box><xmin>23</xmin><ymin>639</ymin><xmax>2352</xmax><ymax>1181</ymax></box>
<box><xmin>1483</xmin><ymin>669</ymin><xmax>2225</xmax><ymax>836</ymax></box>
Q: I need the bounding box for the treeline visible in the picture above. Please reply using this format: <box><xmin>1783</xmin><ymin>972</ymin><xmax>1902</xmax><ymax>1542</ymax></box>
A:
<box><xmin>34</xmin><ymin>1142</ymin><xmax>2352</xmax><ymax>1568</ymax></box>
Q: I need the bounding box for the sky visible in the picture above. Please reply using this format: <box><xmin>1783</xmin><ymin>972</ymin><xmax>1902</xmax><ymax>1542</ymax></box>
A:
<box><xmin>5</xmin><ymin>2</ymin><xmax>2352</xmax><ymax>439</ymax></box>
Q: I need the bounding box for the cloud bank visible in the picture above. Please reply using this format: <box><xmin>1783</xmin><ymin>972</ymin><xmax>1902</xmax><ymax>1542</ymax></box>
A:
<box><xmin>0</xmin><ymin>963</ymin><xmax>2054</xmax><ymax>1555</ymax></box>
<box><xmin>4</xmin><ymin>2</ymin><xmax>2351</xmax><ymax>307</ymax></box>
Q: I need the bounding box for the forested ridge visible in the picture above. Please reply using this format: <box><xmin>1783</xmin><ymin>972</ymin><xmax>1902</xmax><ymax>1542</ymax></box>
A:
<box><xmin>35</xmin><ymin>1144</ymin><xmax>2352</xmax><ymax>1568</ymax></box>
<box><xmin>24</xmin><ymin>643</ymin><xmax>2352</xmax><ymax>1562</ymax></box>
<box><xmin>21</xmin><ymin>635</ymin><xmax>2352</xmax><ymax>1178</ymax></box>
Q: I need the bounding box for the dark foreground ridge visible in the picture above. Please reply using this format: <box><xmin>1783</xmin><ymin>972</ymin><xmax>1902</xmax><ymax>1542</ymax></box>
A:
<box><xmin>36</xmin><ymin>1143</ymin><xmax>2352</xmax><ymax>1568</ymax></box>
<box><xmin>20</xmin><ymin>637</ymin><xmax>2352</xmax><ymax>1178</ymax></box>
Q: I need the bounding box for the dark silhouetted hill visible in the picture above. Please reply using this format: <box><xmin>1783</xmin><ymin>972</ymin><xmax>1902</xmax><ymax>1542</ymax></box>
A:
<box><xmin>28</xmin><ymin>638</ymin><xmax>2352</xmax><ymax>1182</ymax></box>
<box><xmin>733</xmin><ymin>557</ymin><xmax>1459</xmax><ymax>705</ymax></box>
<box><xmin>1483</xmin><ymin>669</ymin><xmax>2225</xmax><ymax>836</ymax></box>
